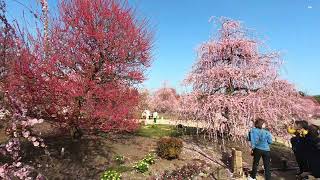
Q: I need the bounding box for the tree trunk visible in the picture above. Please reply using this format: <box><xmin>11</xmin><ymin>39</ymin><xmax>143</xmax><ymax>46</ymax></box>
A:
<box><xmin>70</xmin><ymin>125</ymin><xmax>83</xmax><ymax>140</ymax></box>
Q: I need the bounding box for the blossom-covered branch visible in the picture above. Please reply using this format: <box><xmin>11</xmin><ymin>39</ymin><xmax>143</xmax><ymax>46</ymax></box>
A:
<box><xmin>181</xmin><ymin>18</ymin><xmax>314</xmax><ymax>139</ymax></box>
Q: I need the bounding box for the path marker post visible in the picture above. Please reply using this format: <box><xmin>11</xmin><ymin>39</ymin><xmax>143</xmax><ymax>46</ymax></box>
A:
<box><xmin>231</xmin><ymin>148</ymin><xmax>243</xmax><ymax>177</ymax></box>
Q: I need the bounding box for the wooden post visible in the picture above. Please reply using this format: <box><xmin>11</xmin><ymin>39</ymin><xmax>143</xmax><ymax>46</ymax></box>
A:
<box><xmin>231</xmin><ymin>148</ymin><xmax>243</xmax><ymax>177</ymax></box>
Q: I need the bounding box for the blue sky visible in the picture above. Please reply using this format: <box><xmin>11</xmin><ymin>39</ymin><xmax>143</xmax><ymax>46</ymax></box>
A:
<box><xmin>5</xmin><ymin>0</ymin><xmax>320</xmax><ymax>95</ymax></box>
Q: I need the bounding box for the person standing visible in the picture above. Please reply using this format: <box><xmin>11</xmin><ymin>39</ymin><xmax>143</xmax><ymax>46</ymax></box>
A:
<box><xmin>305</xmin><ymin>124</ymin><xmax>320</xmax><ymax>178</ymax></box>
<box><xmin>153</xmin><ymin>111</ymin><xmax>158</xmax><ymax>123</ymax></box>
<box><xmin>287</xmin><ymin>120</ymin><xmax>310</xmax><ymax>175</ymax></box>
<box><xmin>248</xmin><ymin>118</ymin><xmax>273</xmax><ymax>180</ymax></box>
<box><xmin>144</xmin><ymin>110</ymin><xmax>150</xmax><ymax>125</ymax></box>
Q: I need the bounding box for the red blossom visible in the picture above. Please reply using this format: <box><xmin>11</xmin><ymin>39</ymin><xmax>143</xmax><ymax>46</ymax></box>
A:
<box><xmin>4</xmin><ymin>0</ymin><xmax>152</xmax><ymax>133</ymax></box>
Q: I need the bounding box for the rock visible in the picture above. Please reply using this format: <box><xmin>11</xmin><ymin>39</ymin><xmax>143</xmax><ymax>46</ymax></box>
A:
<box><xmin>198</xmin><ymin>172</ymin><xmax>208</xmax><ymax>177</ymax></box>
<box><xmin>213</xmin><ymin>167</ymin><xmax>233</xmax><ymax>180</ymax></box>
<box><xmin>307</xmin><ymin>175</ymin><xmax>318</xmax><ymax>180</ymax></box>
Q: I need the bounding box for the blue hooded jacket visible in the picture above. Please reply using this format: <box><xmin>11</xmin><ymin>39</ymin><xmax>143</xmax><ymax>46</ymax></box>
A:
<box><xmin>249</xmin><ymin>127</ymin><xmax>273</xmax><ymax>151</ymax></box>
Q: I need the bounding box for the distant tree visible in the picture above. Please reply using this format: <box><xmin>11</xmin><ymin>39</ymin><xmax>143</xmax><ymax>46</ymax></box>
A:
<box><xmin>182</xmin><ymin>18</ymin><xmax>313</xmax><ymax>138</ymax></box>
<box><xmin>151</xmin><ymin>84</ymin><xmax>179</xmax><ymax>114</ymax></box>
<box><xmin>314</xmin><ymin>95</ymin><xmax>320</xmax><ymax>104</ymax></box>
<box><xmin>139</xmin><ymin>89</ymin><xmax>151</xmax><ymax>111</ymax></box>
<box><xmin>134</xmin><ymin>89</ymin><xmax>152</xmax><ymax>118</ymax></box>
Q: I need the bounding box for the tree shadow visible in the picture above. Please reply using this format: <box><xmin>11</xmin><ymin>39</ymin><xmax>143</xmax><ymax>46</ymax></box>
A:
<box><xmin>22</xmin><ymin>134</ymin><xmax>114</xmax><ymax>179</ymax></box>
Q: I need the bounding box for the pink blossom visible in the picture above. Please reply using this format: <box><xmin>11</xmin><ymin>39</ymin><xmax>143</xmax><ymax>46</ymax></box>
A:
<box><xmin>181</xmin><ymin>18</ymin><xmax>314</xmax><ymax>138</ymax></box>
<box><xmin>0</xmin><ymin>166</ymin><xmax>5</xmax><ymax>176</ymax></box>
<box><xmin>14</xmin><ymin>162</ymin><xmax>22</xmax><ymax>167</ymax></box>
<box><xmin>12</xmin><ymin>123</ymin><xmax>17</xmax><ymax>130</ymax></box>
<box><xmin>31</xmin><ymin>137</ymin><xmax>37</xmax><ymax>142</ymax></box>
<box><xmin>150</xmin><ymin>83</ymin><xmax>180</xmax><ymax>114</ymax></box>
<box><xmin>21</xmin><ymin>121</ymin><xmax>27</xmax><ymax>126</ymax></box>
<box><xmin>38</xmin><ymin>119</ymin><xmax>44</xmax><ymax>123</ymax></box>
<box><xmin>22</xmin><ymin>131</ymin><xmax>30</xmax><ymax>138</ymax></box>
<box><xmin>33</xmin><ymin>141</ymin><xmax>40</xmax><ymax>147</ymax></box>
<box><xmin>13</xmin><ymin>167</ymin><xmax>29</xmax><ymax>179</ymax></box>
<box><xmin>28</xmin><ymin>118</ymin><xmax>40</xmax><ymax>126</ymax></box>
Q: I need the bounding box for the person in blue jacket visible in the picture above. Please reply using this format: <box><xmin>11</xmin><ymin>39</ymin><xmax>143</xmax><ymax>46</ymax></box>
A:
<box><xmin>248</xmin><ymin>118</ymin><xmax>273</xmax><ymax>180</ymax></box>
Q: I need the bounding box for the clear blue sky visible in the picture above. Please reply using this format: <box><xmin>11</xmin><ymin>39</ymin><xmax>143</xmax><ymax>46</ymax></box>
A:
<box><xmin>5</xmin><ymin>0</ymin><xmax>320</xmax><ymax>95</ymax></box>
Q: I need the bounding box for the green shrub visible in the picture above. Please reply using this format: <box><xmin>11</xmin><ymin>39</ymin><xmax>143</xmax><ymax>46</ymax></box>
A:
<box><xmin>101</xmin><ymin>170</ymin><xmax>121</xmax><ymax>180</ymax></box>
<box><xmin>133</xmin><ymin>153</ymin><xmax>156</xmax><ymax>173</ymax></box>
<box><xmin>114</xmin><ymin>155</ymin><xmax>125</xmax><ymax>164</ymax></box>
<box><xmin>142</xmin><ymin>153</ymin><xmax>155</xmax><ymax>164</ymax></box>
<box><xmin>157</xmin><ymin>137</ymin><xmax>183</xmax><ymax>160</ymax></box>
<box><xmin>133</xmin><ymin>160</ymin><xmax>149</xmax><ymax>173</ymax></box>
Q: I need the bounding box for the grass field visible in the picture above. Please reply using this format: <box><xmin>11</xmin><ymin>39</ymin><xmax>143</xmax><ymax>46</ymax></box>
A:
<box><xmin>135</xmin><ymin>124</ymin><xmax>182</xmax><ymax>138</ymax></box>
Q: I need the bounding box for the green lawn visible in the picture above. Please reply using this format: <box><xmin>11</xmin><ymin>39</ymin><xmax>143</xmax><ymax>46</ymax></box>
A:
<box><xmin>135</xmin><ymin>124</ymin><xmax>200</xmax><ymax>138</ymax></box>
<box><xmin>135</xmin><ymin>124</ymin><xmax>182</xmax><ymax>138</ymax></box>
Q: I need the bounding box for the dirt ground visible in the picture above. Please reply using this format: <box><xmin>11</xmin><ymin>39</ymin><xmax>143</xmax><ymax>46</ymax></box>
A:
<box><xmin>0</xmin><ymin>122</ymin><xmax>299</xmax><ymax>180</ymax></box>
<box><xmin>0</xmin><ymin>125</ymin><xmax>222</xmax><ymax>179</ymax></box>
<box><xmin>177</xmin><ymin>135</ymin><xmax>297</xmax><ymax>180</ymax></box>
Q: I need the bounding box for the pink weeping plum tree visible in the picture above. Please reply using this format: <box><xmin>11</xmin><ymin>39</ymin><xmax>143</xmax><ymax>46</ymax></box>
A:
<box><xmin>181</xmin><ymin>17</ymin><xmax>314</xmax><ymax>139</ymax></box>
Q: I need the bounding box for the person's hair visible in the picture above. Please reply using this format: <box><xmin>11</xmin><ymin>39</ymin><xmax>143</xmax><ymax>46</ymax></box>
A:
<box><xmin>295</xmin><ymin>120</ymin><xmax>309</xmax><ymax>129</ymax></box>
<box><xmin>308</xmin><ymin>124</ymin><xmax>319</xmax><ymax>138</ymax></box>
<box><xmin>254</xmin><ymin>118</ymin><xmax>265</xmax><ymax>129</ymax></box>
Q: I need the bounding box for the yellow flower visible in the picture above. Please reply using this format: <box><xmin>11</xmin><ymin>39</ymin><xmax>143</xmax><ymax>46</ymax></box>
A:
<box><xmin>299</xmin><ymin>129</ymin><xmax>308</xmax><ymax>137</ymax></box>
<box><xmin>287</xmin><ymin>127</ymin><xmax>296</xmax><ymax>134</ymax></box>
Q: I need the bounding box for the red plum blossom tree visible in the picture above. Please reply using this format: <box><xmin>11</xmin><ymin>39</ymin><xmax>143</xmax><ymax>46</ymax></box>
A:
<box><xmin>5</xmin><ymin>0</ymin><xmax>152</xmax><ymax>137</ymax></box>
<box><xmin>1</xmin><ymin>0</ymin><xmax>151</xmax><ymax>177</ymax></box>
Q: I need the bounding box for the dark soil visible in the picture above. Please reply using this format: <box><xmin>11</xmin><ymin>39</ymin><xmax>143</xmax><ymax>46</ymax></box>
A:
<box><xmin>0</xmin><ymin>123</ymin><xmax>298</xmax><ymax>180</ymax></box>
